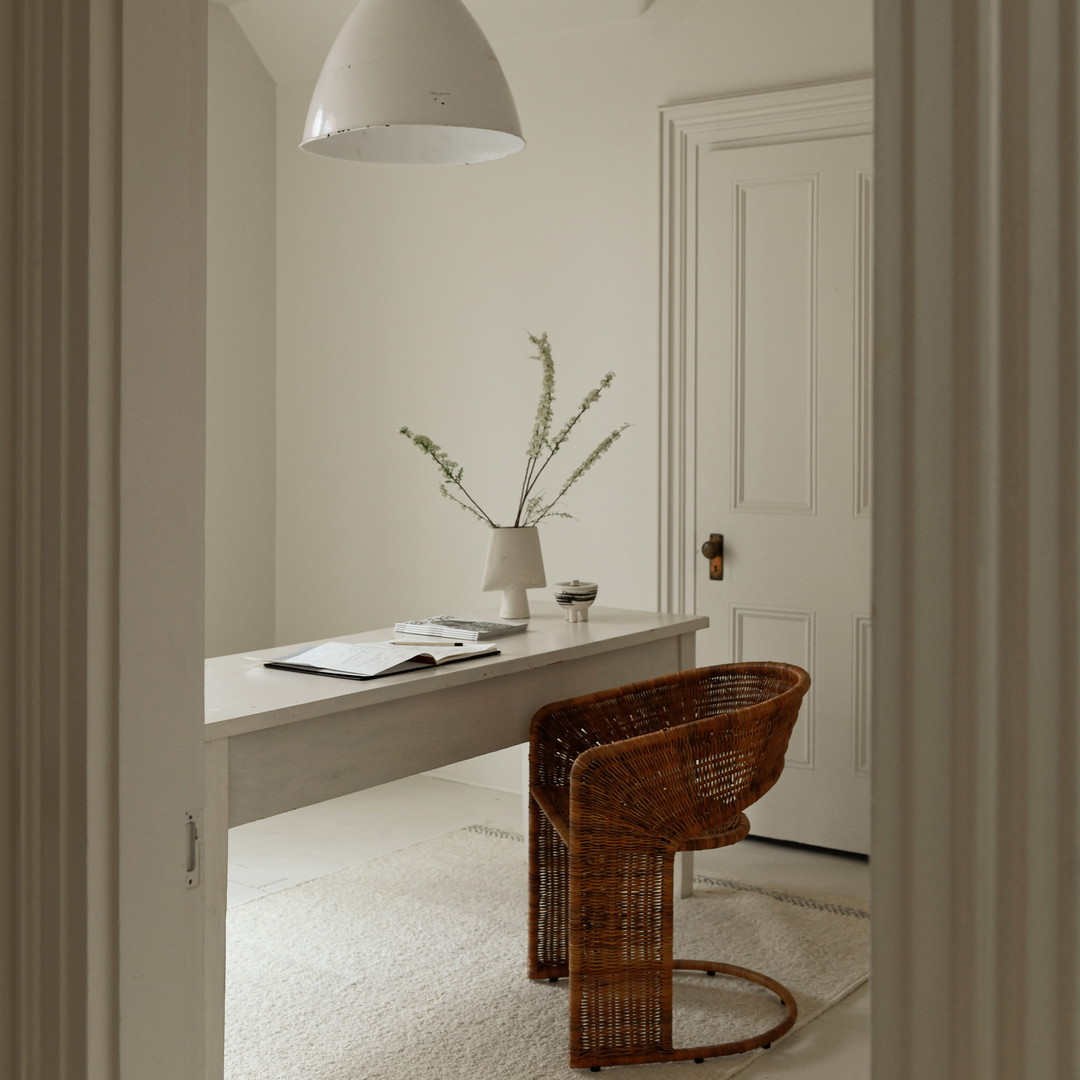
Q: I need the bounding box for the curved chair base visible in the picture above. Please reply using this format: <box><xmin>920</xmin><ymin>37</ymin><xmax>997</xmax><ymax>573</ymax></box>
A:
<box><xmin>572</xmin><ymin>959</ymin><xmax>797</xmax><ymax>1071</ymax></box>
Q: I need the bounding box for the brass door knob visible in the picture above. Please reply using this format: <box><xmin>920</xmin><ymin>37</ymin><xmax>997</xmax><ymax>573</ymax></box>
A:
<box><xmin>700</xmin><ymin>533</ymin><xmax>724</xmax><ymax>580</ymax></box>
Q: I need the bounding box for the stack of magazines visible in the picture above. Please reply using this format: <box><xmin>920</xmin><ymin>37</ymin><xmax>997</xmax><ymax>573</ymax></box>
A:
<box><xmin>392</xmin><ymin>615</ymin><xmax>529</xmax><ymax>641</ymax></box>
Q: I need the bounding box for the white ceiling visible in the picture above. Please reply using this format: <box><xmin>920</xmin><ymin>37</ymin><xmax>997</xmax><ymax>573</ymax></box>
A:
<box><xmin>218</xmin><ymin>0</ymin><xmax>657</xmax><ymax>88</ymax></box>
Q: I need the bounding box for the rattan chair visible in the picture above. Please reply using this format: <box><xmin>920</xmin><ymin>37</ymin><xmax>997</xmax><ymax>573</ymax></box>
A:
<box><xmin>527</xmin><ymin>662</ymin><xmax>811</xmax><ymax>1070</ymax></box>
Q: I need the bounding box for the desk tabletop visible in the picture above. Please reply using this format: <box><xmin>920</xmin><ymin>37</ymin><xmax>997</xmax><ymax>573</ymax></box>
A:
<box><xmin>205</xmin><ymin>604</ymin><xmax>707</xmax><ymax>741</ymax></box>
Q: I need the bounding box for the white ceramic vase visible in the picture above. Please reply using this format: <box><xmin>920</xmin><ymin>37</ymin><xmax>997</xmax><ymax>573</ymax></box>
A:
<box><xmin>481</xmin><ymin>526</ymin><xmax>545</xmax><ymax>620</ymax></box>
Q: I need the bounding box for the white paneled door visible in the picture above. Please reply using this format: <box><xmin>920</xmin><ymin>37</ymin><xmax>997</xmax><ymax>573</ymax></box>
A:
<box><xmin>692</xmin><ymin>133</ymin><xmax>873</xmax><ymax>855</ymax></box>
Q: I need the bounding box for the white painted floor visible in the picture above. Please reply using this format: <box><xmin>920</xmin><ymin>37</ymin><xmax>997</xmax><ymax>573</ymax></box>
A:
<box><xmin>227</xmin><ymin>774</ymin><xmax>870</xmax><ymax>1079</ymax></box>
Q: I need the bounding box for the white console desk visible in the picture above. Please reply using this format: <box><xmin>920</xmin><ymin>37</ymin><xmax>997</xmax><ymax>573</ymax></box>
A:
<box><xmin>203</xmin><ymin>604</ymin><xmax>707</xmax><ymax>1079</ymax></box>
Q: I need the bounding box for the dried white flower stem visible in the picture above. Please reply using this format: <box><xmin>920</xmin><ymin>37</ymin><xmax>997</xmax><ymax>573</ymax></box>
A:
<box><xmin>399</xmin><ymin>428</ymin><xmax>496</xmax><ymax>527</ymax></box>
<box><xmin>401</xmin><ymin>332</ymin><xmax>627</xmax><ymax>528</ymax></box>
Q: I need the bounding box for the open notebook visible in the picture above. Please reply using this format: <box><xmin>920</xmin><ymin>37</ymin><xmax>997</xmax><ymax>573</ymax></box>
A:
<box><xmin>264</xmin><ymin>640</ymin><xmax>499</xmax><ymax>680</ymax></box>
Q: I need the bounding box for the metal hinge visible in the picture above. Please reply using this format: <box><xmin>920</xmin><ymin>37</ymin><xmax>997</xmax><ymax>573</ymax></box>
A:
<box><xmin>185</xmin><ymin>810</ymin><xmax>201</xmax><ymax>889</ymax></box>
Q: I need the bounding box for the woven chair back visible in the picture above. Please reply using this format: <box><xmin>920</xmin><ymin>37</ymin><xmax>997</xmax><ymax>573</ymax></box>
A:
<box><xmin>535</xmin><ymin>663</ymin><xmax>810</xmax><ymax>847</ymax></box>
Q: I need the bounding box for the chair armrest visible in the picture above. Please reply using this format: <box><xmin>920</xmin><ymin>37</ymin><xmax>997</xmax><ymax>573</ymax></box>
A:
<box><xmin>529</xmin><ymin>687</ymin><xmax>678</xmax><ymax>796</ymax></box>
<box><xmin>529</xmin><ymin>669</ymin><xmax>711</xmax><ymax>783</ymax></box>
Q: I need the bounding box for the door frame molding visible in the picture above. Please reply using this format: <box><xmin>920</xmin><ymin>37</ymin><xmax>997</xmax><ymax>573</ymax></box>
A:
<box><xmin>658</xmin><ymin>76</ymin><xmax>873</xmax><ymax>614</ymax></box>
<box><xmin>1</xmin><ymin>1</ymin><xmax>208</xmax><ymax>1077</ymax></box>
<box><xmin>873</xmin><ymin>2</ymin><xmax>1080</xmax><ymax>1074</ymax></box>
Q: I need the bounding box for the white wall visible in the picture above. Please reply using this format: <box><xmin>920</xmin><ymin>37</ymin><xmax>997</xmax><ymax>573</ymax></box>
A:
<box><xmin>205</xmin><ymin>4</ymin><xmax>278</xmax><ymax>656</ymax></box>
<box><xmin>202</xmin><ymin>0</ymin><xmax>872</xmax><ymax>787</ymax></box>
<box><xmin>266</xmin><ymin>0</ymin><xmax>871</xmax><ymax>789</ymax></box>
<box><xmin>272</xmin><ymin>0</ymin><xmax>873</xmax><ymax>647</ymax></box>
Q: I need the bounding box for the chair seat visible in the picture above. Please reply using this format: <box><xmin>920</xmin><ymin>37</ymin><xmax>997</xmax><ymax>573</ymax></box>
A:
<box><xmin>529</xmin><ymin>783</ymin><xmax>750</xmax><ymax>851</ymax></box>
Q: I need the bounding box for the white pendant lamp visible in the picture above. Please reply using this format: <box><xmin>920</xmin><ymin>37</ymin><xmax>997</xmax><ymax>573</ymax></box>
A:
<box><xmin>300</xmin><ymin>0</ymin><xmax>525</xmax><ymax>166</ymax></box>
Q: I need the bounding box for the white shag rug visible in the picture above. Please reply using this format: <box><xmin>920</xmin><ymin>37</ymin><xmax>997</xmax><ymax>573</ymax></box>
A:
<box><xmin>226</xmin><ymin>825</ymin><xmax>869</xmax><ymax>1079</ymax></box>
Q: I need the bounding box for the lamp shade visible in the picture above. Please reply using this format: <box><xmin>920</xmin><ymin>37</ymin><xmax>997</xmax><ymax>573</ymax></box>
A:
<box><xmin>300</xmin><ymin>0</ymin><xmax>525</xmax><ymax>165</ymax></box>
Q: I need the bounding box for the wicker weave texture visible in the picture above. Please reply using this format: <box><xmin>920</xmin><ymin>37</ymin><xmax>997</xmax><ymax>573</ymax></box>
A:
<box><xmin>527</xmin><ymin>662</ymin><xmax>811</xmax><ymax>1069</ymax></box>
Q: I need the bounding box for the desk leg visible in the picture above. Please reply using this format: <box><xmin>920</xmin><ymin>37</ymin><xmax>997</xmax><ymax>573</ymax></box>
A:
<box><xmin>676</xmin><ymin>631</ymin><xmax>697</xmax><ymax>899</ymax></box>
<box><xmin>675</xmin><ymin>629</ymin><xmax>697</xmax><ymax>673</ymax></box>
<box><xmin>675</xmin><ymin>852</ymin><xmax>695</xmax><ymax>899</ymax></box>
<box><xmin>204</xmin><ymin>739</ymin><xmax>229</xmax><ymax>1080</ymax></box>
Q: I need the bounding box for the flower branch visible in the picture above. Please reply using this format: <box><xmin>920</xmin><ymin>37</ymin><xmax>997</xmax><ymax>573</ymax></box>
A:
<box><xmin>401</xmin><ymin>332</ymin><xmax>628</xmax><ymax>529</ymax></box>
<box><xmin>399</xmin><ymin>428</ymin><xmax>496</xmax><ymax>527</ymax></box>
<box><xmin>525</xmin><ymin>422</ymin><xmax>630</xmax><ymax>526</ymax></box>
